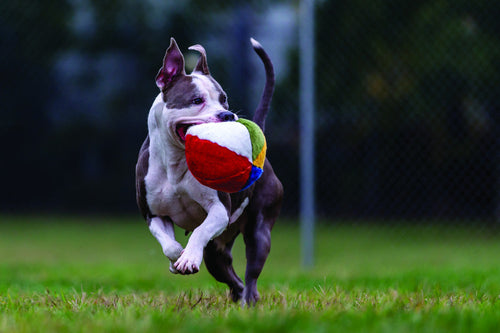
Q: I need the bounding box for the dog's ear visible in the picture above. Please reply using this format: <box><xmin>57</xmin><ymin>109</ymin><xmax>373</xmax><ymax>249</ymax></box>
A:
<box><xmin>188</xmin><ymin>44</ymin><xmax>210</xmax><ymax>75</ymax></box>
<box><xmin>156</xmin><ymin>38</ymin><xmax>186</xmax><ymax>90</ymax></box>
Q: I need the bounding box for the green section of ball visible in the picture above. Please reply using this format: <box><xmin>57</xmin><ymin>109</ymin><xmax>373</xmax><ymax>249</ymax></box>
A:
<box><xmin>237</xmin><ymin>118</ymin><xmax>266</xmax><ymax>163</ymax></box>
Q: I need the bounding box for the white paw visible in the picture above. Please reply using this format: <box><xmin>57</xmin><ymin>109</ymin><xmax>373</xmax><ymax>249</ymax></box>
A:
<box><xmin>163</xmin><ymin>242</ymin><xmax>184</xmax><ymax>262</ymax></box>
<box><xmin>173</xmin><ymin>248</ymin><xmax>203</xmax><ymax>275</ymax></box>
<box><xmin>169</xmin><ymin>261</ymin><xmax>180</xmax><ymax>274</ymax></box>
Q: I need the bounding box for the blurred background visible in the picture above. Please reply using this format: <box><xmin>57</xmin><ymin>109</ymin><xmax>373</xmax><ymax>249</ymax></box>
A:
<box><xmin>1</xmin><ymin>0</ymin><xmax>498</xmax><ymax>225</ymax></box>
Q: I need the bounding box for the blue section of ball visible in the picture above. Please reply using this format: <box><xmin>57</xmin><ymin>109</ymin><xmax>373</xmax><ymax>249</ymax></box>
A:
<box><xmin>241</xmin><ymin>165</ymin><xmax>264</xmax><ymax>191</ymax></box>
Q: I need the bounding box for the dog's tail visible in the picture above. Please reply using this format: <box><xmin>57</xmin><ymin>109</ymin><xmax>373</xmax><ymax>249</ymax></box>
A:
<box><xmin>251</xmin><ymin>38</ymin><xmax>275</xmax><ymax>132</ymax></box>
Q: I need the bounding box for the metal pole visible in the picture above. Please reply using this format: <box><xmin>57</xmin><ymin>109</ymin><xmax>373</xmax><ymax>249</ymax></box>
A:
<box><xmin>299</xmin><ymin>0</ymin><xmax>315</xmax><ymax>267</ymax></box>
<box><xmin>496</xmin><ymin>108</ymin><xmax>500</xmax><ymax>224</ymax></box>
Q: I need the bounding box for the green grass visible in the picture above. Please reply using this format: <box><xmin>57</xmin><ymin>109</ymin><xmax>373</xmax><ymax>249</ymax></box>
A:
<box><xmin>1</xmin><ymin>216</ymin><xmax>500</xmax><ymax>332</ymax></box>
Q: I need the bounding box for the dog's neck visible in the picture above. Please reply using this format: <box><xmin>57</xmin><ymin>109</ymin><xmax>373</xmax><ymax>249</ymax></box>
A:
<box><xmin>147</xmin><ymin>93</ymin><xmax>189</xmax><ymax>185</ymax></box>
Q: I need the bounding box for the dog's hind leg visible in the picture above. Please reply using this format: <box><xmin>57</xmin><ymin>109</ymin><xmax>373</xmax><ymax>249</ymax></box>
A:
<box><xmin>241</xmin><ymin>212</ymin><xmax>274</xmax><ymax>307</ymax></box>
<box><xmin>204</xmin><ymin>237</ymin><xmax>244</xmax><ymax>302</ymax></box>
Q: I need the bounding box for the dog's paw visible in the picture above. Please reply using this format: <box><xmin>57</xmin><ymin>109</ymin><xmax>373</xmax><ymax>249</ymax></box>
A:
<box><xmin>241</xmin><ymin>286</ymin><xmax>260</xmax><ymax>307</ymax></box>
<box><xmin>230</xmin><ymin>286</ymin><xmax>244</xmax><ymax>303</ymax></box>
<box><xmin>169</xmin><ymin>261</ymin><xmax>180</xmax><ymax>274</ymax></box>
<box><xmin>163</xmin><ymin>242</ymin><xmax>184</xmax><ymax>262</ymax></box>
<box><xmin>173</xmin><ymin>248</ymin><xmax>202</xmax><ymax>275</ymax></box>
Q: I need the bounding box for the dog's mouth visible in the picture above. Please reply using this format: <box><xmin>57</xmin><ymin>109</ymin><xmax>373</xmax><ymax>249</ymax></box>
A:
<box><xmin>175</xmin><ymin>123</ymin><xmax>201</xmax><ymax>142</ymax></box>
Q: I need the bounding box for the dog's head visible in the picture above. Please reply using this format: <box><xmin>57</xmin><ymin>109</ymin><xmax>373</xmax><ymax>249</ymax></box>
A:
<box><xmin>153</xmin><ymin>38</ymin><xmax>237</xmax><ymax>148</ymax></box>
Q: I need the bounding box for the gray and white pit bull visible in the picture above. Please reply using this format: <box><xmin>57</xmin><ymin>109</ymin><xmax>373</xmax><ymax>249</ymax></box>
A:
<box><xmin>135</xmin><ymin>38</ymin><xmax>283</xmax><ymax>305</ymax></box>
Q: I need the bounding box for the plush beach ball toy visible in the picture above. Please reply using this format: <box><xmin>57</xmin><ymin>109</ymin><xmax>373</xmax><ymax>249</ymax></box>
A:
<box><xmin>185</xmin><ymin>119</ymin><xmax>266</xmax><ymax>193</ymax></box>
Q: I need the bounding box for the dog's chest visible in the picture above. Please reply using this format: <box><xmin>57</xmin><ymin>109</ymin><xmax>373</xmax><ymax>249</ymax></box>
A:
<box><xmin>145</xmin><ymin>171</ymin><xmax>207</xmax><ymax>231</ymax></box>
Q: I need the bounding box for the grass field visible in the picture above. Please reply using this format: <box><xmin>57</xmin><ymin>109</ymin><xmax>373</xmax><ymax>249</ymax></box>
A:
<box><xmin>1</xmin><ymin>216</ymin><xmax>500</xmax><ymax>332</ymax></box>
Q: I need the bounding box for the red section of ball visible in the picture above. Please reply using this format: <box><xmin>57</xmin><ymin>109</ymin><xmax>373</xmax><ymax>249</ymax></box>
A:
<box><xmin>185</xmin><ymin>135</ymin><xmax>252</xmax><ymax>193</ymax></box>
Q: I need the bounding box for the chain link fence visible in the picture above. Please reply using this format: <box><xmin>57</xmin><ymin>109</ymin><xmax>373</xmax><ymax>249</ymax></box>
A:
<box><xmin>1</xmin><ymin>1</ymin><xmax>498</xmax><ymax>224</ymax></box>
<box><xmin>313</xmin><ymin>1</ymin><xmax>499</xmax><ymax>222</ymax></box>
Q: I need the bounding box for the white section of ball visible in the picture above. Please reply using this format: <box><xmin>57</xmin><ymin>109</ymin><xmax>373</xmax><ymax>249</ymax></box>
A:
<box><xmin>186</xmin><ymin>121</ymin><xmax>253</xmax><ymax>163</ymax></box>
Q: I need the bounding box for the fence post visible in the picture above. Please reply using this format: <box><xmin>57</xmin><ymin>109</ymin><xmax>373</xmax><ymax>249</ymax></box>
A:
<box><xmin>299</xmin><ymin>0</ymin><xmax>316</xmax><ymax>267</ymax></box>
<box><xmin>496</xmin><ymin>107</ymin><xmax>500</xmax><ymax>224</ymax></box>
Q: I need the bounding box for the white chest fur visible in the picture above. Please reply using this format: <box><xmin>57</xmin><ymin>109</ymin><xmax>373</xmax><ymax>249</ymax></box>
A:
<box><xmin>144</xmin><ymin>159</ymin><xmax>216</xmax><ymax>231</ymax></box>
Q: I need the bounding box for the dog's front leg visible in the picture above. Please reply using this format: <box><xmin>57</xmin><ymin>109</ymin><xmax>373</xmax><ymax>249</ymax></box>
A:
<box><xmin>149</xmin><ymin>216</ymin><xmax>184</xmax><ymax>274</ymax></box>
<box><xmin>174</xmin><ymin>202</ymin><xmax>229</xmax><ymax>274</ymax></box>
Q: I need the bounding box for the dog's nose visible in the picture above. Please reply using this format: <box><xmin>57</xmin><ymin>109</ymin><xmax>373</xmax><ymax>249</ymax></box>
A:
<box><xmin>217</xmin><ymin>111</ymin><xmax>237</xmax><ymax>122</ymax></box>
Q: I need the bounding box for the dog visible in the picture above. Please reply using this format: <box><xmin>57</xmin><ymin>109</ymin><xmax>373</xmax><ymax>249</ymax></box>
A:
<box><xmin>135</xmin><ymin>38</ymin><xmax>283</xmax><ymax>305</ymax></box>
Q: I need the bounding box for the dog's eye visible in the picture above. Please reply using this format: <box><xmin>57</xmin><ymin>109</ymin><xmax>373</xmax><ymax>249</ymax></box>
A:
<box><xmin>192</xmin><ymin>97</ymin><xmax>204</xmax><ymax>105</ymax></box>
<box><xmin>219</xmin><ymin>94</ymin><xmax>227</xmax><ymax>104</ymax></box>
